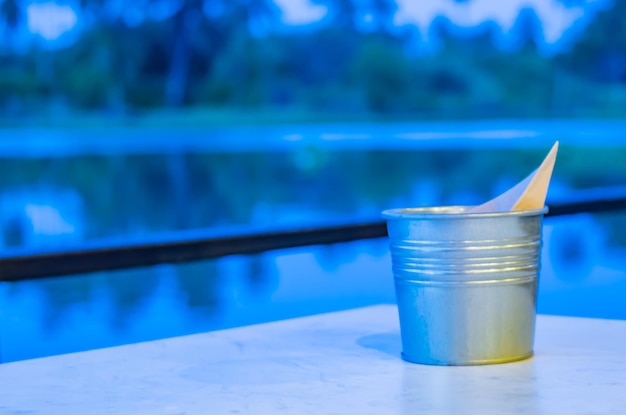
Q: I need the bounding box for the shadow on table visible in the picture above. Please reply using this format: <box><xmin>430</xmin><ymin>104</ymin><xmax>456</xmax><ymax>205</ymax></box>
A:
<box><xmin>356</xmin><ymin>332</ymin><xmax>402</xmax><ymax>358</ymax></box>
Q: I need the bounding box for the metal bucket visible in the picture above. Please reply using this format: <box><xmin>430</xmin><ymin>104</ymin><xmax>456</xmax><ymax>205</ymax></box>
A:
<box><xmin>382</xmin><ymin>206</ymin><xmax>547</xmax><ymax>366</ymax></box>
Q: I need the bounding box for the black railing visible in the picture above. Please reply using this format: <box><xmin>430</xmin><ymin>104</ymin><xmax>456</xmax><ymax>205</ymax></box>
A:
<box><xmin>2</xmin><ymin>187</ymin><xmax>626</xmax><ymax>282</ymax></box>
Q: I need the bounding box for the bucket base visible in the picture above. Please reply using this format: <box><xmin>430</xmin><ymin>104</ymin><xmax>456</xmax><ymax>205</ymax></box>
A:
<box><xmin>401</xmin><ymin>351</ymin><xmax>534</xmax><ymax>366</ymax></box>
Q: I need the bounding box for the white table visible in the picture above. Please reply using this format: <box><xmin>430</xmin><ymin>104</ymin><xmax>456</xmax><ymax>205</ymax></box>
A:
<box><xmin>0</xmin><ymin>305</ymin><xmax>625</xmax><ymax>414</ymax></box>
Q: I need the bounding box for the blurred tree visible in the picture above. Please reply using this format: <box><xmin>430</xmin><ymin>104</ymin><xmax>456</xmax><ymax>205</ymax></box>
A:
<box><xmin>0</xmin><ymin>0</ymin><xmax>19</xmax><ymax>31</ymax></box>
<box><xmin>511</xmin><ymin>7</ymin><xmax>543</xmax><ymax>50</ymax></box>
<box><xmin>0</xmin><ymin>0</ymin><xmax>624</xmax><ymax>118</ymax></box>
<box><xmin>314</xmin><ymin>0</ymin><xmax>357</xmax><ymax>30</ymax></box>
<box><xmin>364</xmin><ymin>0</ymin><xmax>397</xmax><ymax>34</ymax></box>
<box><xmin>350</xmin><ymin>37</ymin><xmax>413</xmax><ymax>112</ymax></box>
<box><xmin>165</xmin><ymin>0</ymin><xmax>203</xmax><ymax>107</ymax></box>
<box><xmin>557</xmin><ymin>1</ymin><xmax>626</xmax><ymax>83</ymax></box>
<box><xmin>196</xmin><ymin>0</ymin><xmax>286</xmax><ymax>107</ymax></box>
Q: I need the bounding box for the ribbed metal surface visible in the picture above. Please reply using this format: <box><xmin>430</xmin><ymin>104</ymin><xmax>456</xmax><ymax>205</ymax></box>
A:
<box><xmin>390</xmin><ymin>236</ymin><xmax>541</xmax><ymax>281</ymax></box>
<box><xmin>383</xmin><ymin>207</ymin><xmax>545</xmax><ymax>365</ymax></box>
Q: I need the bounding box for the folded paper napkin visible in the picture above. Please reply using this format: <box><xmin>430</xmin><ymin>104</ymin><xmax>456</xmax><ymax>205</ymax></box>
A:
<box><xmin>469</xmin><ymin>141</ymin><xmax>559</xmax><ymax>213</ymax></box>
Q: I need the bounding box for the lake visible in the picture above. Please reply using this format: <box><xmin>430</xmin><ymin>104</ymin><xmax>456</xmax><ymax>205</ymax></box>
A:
<box><xmin>1</xmin><ymin>120</ymin><xmax>625</xmax><ymax>362</ymax></box>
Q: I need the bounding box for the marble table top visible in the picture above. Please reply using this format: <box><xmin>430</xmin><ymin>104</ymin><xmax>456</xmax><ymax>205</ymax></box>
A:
<box><xmin>0</xmin><ymin>304</ymin><xmax>625</xmax><ymax>414</ymax></box>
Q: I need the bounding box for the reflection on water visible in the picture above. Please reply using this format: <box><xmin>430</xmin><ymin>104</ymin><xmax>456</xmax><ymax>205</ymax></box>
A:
<box><xmin>539</xmin><ymin>214</ymin><xmax>626</xmax><ymax>321</ymax></box>
<box><xmin>0</xmin><ymin>239</ymin><xmax>395</xmax><ymax>362</ymax></box>
<box><xmin>5</xmin><ymin>143</ymin><xmax>620</xmax><ymax>248</ymax></box>
<box><xmin>1</xmin><ymin>214</ymin><xmax>626</xmax><ymax>363</ymax></box>
<box><xmin>2</xmin><ymin>134</ymin><xmax>626</xmax><ymax>362</ymax></box>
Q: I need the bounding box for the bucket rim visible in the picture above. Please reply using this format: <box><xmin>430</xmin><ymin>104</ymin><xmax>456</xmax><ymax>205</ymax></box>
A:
<box><xmin>382</xmin><ymin>205</ymin><xmax>548</xmax><ymax>220</ymax></box>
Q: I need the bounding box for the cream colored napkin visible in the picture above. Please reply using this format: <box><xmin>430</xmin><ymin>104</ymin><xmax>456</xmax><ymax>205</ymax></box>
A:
<box><xmin>469</xmin><ymin>142</ymin><xmax>559</xmax><ymax>213</ymax></box>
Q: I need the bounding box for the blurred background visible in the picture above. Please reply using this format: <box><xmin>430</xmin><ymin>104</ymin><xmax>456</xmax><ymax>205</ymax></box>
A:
<box><xmin>2</xmin><ymin>0</ymin><xmax>626</xmax><ymax>362</ymax></box>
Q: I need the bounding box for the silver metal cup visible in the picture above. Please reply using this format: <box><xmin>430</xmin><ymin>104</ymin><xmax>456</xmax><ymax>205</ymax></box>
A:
<box><xmin>382</xmin><ymin>206</ymin><xmax>547</xmax><ymax>366</ymax></box>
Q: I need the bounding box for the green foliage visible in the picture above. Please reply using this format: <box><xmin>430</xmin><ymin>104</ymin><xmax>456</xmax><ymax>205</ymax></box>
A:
<box><xmin>350</xmin><ymin>37</ymin><xmax>414</xmax><ymax>112</ymax></box>
<box><xmin>2</xmin><ymin>1</ymin><xmax>626</xmax><ymax>121</ymax></box>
